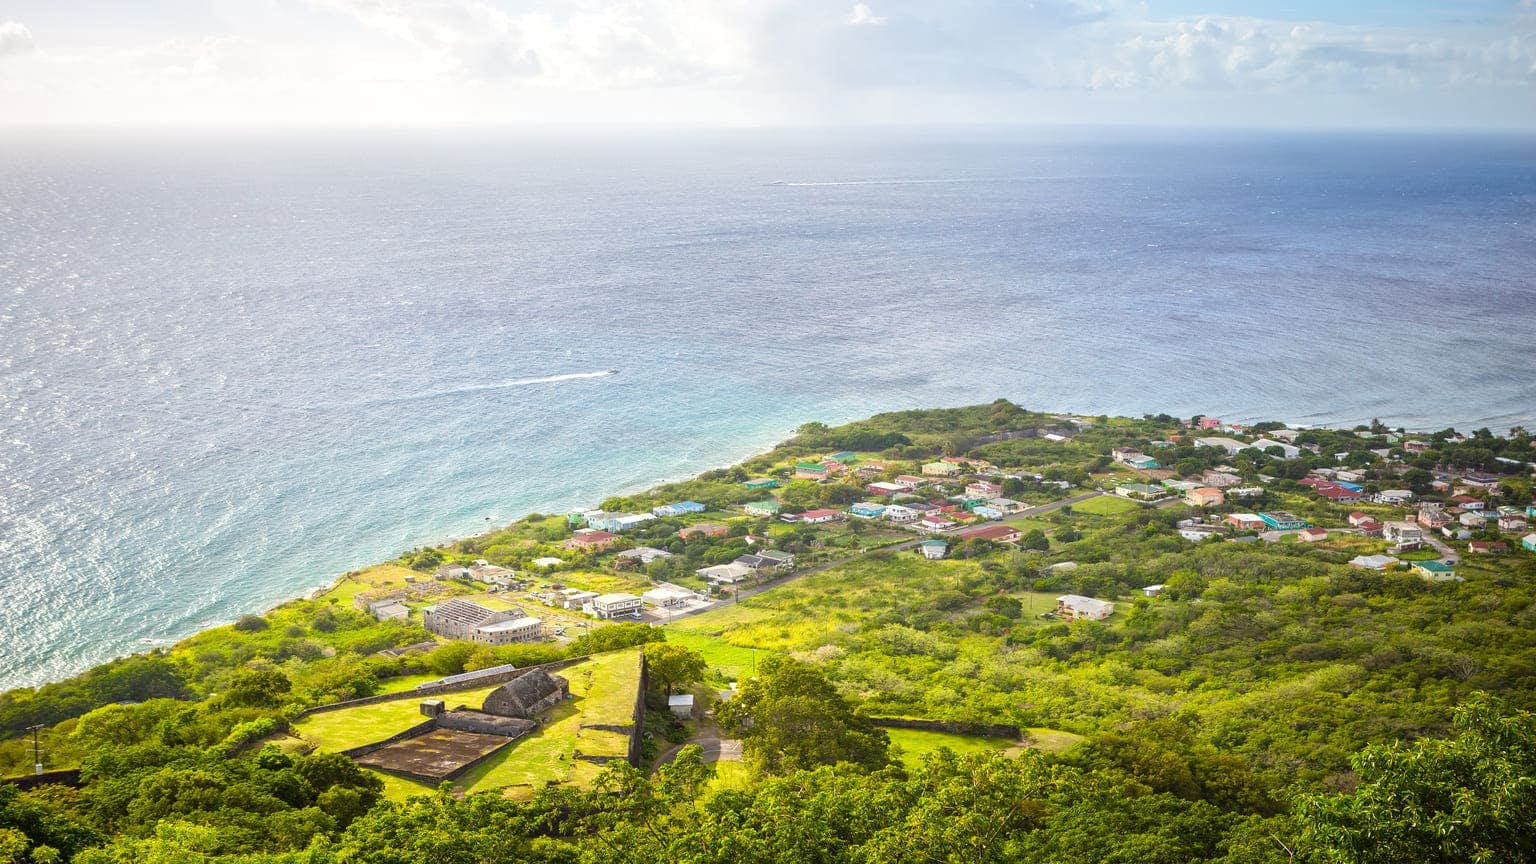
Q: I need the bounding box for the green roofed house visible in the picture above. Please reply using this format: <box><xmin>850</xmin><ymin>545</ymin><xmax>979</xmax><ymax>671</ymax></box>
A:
<box><xmin>1126</xmin><ymin>455</ymin><xmax>1160</xmax><ymax>470</ymax></box>
<box><xmin>1412</xmin><ymin>559</ymin><xmax>1461</xmax><ymax>582</ymax></box>
<box><xmin>744</xmin><ymin>500</ymin><xmax>782</xmax><ymax>517</ymax></box>
<box><xmin>794</xmin><ymin>462</ymin><xmax>830</xmax><ymax>480</ymax></box>
<box><xmin>1115</xmin><ymin>483</ymin><xmax>1166</xmax><ymax>501</ymax></box>
<box><xmin>744</xmin><ymin>478</ymin><xmax>780</xmax><ymax>489</ymax></box>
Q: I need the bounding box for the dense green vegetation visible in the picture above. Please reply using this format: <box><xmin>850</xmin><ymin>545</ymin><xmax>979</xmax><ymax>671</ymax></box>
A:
<box><xmin>4</xmin><ymin>401</ymin><xmax>1535</xmax><ymax>863</ymax></box>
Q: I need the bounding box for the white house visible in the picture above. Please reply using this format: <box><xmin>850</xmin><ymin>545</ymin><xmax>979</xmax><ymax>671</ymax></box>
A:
<box><xmin>667</xmin><ymin>694</ymin><xmax>696</xmax><ymax>719</ymax></box>
<box><xmin>1194</xmin><ymin>437</ymin><xmax>1247</xmax><ymax>456</ymax></box>
<box><xmin>697</xmin><ymin>562</ymin><xmax>755</xmax><ymax>585</ymax></box>
<box><xmin>1055</xmin><ymin>594</ymin><xmax>1114</xmax><ymax>621</ymax></box>
<box><xmin>641</xmin><ymin>585</ymin><xmax>697</xmax><ymax>608</ymax></box>
<box><xmin>919</xmin><ymin>539</ymin><xmax>948</xmax><ymax>560</ymax></box>
<box><xmin>1383</xmin><ymin>521</ymin><xmax>1424</xmax><ymax>544</ymax></box>
<box><xmin>587</xmin><ymin>593</ymin><xmax>644</xmax><ymax>619</ymax></box>
<box><xmin>1349</xmin><ymin>554</ymin><xmax>1401</xmax><ymax>570</ymax></box>
<box><xmin>1250</xmin><ymin>438</ymin><xmax>1301</xmax><ymax>459</ymax></box>
<box><xmin>1375</xmin><ymin>489</ymin><xmax>1414</xmax><ymax>505</ymax></box>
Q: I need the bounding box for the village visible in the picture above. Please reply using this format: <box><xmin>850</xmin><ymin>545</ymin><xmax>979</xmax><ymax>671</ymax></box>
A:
<box><xmin>353</xmin><ymin>412</ymin><xmax>1536</xmax><ymax>655</ymax></box>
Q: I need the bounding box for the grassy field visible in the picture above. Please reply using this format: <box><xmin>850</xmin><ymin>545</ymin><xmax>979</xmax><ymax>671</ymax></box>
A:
<box><xmin>312</xmin><ymin>563</ymin><xmax>419</xmax><ymax>605</ymax></box>
<box><xmin>886</xmin><ymin>728</ymin><xmax>1012</xmax><ymax>766</ymax></box>
<box><xmin>376</xmin><ymin>674</ymin><xmax>441</xmax><ymax>694</ymax></box>
<box><xmin>663</xmin><ymin>629</ymin><xmax>771</xmax><ymax>684</ymax></box>
<box><xmin>1023</xmin><ymin>727</ymin><xmax>1086</xmax><ymax>753</ymax></box>
<box><xmin>291</xmin><ymin>682</ymin><xmax>507</xmax><ymax>751</ymax></box>
<box><xmin>292</xmin><ymin>648</ymin><xmax>642</xmax><ymax>801</ymax></box>
<box><xmin>1070</xmin><ymin>495</ymin><xmax>1141</xmax><ymax>516</ymax></box>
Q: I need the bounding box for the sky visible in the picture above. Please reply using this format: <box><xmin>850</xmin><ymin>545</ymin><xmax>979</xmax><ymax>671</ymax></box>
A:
<box><xmin>0</xmin><ymin>0</ymin><xmax>1533</xmax><ymax>128</ymax></box>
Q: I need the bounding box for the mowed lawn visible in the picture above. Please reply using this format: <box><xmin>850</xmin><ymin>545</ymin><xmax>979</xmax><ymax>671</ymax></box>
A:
<box><xmin>292</xmin><ymin>682</ymin><xmax>507</xmax><ymax>751</ymax></box>
<box><xmin>453</xmin><ymin>647</ymin><xmax>642</xmax><ymax>798</ymax></box>
<box><xmin>886</xmin><ymin>728</ymin><xmax>1013</xmax><ymax>767</ymax></box>
<box><xmin>1071</xmin><ymin>495</ymin><xmax>1141</xmax><ymax>516</ymax></box>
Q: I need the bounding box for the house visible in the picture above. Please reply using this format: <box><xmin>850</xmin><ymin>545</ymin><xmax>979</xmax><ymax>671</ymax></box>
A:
<box><xmin>641</xmin><ymin>585</ymin><xmax>697</xmax><ymax>608</ymax></box>
<box><xmin>1349</xmin><ymin>554</ymin><xmax>1400</xmax><ymax>570</ymax></box>
<box><xmin>1226</xmin><ymin>513</ymin><xmax>1267</xmax><ymax>531</ymax></box>
<box><xmin>1056</xmin><ymin>594</ymin><xmax>1114</xmax><ymax>621</ymax></box>
<box><xmin>615</xmin><ymin>546</ymin><xmax>673</xmax><ymax>565</ymax></box>
<box><xmin>828</xmin><ymin>451</ymin><xmax>858</xmax><ymax>463</ymax></box>
<box><xmin>558</xmin><ymin>589</ymin><xmax>599</xmax><ymax>610</ymax></box>
<box><xmin>1142</xmin><ymin>584</ymin><xmax>1165</xmax><ymax>597</ymax></box>
<box><xmin>1250</xmin><ymin>438</ymin><xmax>1301</xmax><ymax>459</ymax></box>
<box><xmin>667</xmin><ymin>694</ymin><xmax>696</xmax><ymax>719</ymax></box>
<box><xmin>744</xmin><ymin>478</ymin><xmax>779</xmax><ymax>489</ymax></box>
<box><xmin>652</xmin><ymin>501</ymin><xmax>706</xmax><ymax>517</ymax></box>
<box><xmin>850</xmin><ymin>502</ymin><xmax>887</xmax><ymax>518</ymax></box>
<box><xmin>697</xmin><ymin>562</ymin><xmax>755</xmax><ymax>585</ymax></box>
<box><xmin>678</xmin><ymin>522</ymin><xmax>730</xmax><ymax>539</ymax></box>
<box><xmin>1298</xmin><ymin>527</ymin><xmax>1328</xmax><ymax>542</ymax></box>
<box><xmin>922</xmin><ymin>461</ymin><xmax>964</xmax><ymax>477</ymax></box>
<box><xmin>1316</xmin><ymin>485</ymin><xmax>1364</xmax><ymax>503</ymax></box>
<box><xmin>919</xmin><ymin>513</ymin><xmax>956</xmax><ymax>531</ymax></box>
<box><xmin>1418</xmin><ymin>507</ymin><xmax>1451</xmax><ymax>530</ymax></box>
<box><xmin>883</xmin><ymin>504</ymin><xmax>920</xmax><ymax>523</ymax></box>
<box><xmin>1461</xmin><ymin>473</ymin><xmax>1502</xmax><ymax>490</ymax></box>
<box><xmin>587</xmin><ymin>593</ymin><xmax>644</xmax><ymax>619</ymax></box>
<box><xmin>366</xmin><ymin>598</ymin><xmax>410</xmax><ymax>621</ymax></box>
<box><xmin>868</xmin><ymin>482</ymin><xmax>907</xmax><ymax>497</ymax></box>
<box><xmin>1499</xmin><ymin>516</ymin><xmax>1529</xmax><ymax>534</ymax></box>
<box><xmin>423</xmin><ymin>599</ymin><xmax>544</xmax><ymax>645</ymax></box>
<box><xmin>1198</xmin><ymin>416</ymin><xmax>1223</xmax><ymax>429</ymax></box>
<box><xmin>1347</xmin><ymin>511</ymin><xmax>1375</xmax><ymax>527</ymax></box>
<box><xmin>794</xmin><ymin>462</ymin><xmax>830</xmax><ymax>480</ymax></box>
<box><xmin>1259</xmin><ymin>512</ymin><xmax>1309</xmax><ymax>531</ymax></box>
<box><xmin>919</xmin><ymin>539</ymin><xmax>948</xmax><ymax>559</ymax></box>
<box><xmin>1228</xmin><ymin>486</ymin><xmax>1264</xmax><ymax>498</ymax></box>
<box><xmin>970</xmin><ymin>505</ymin><xmax>1005</xmax><ymax>520</ymax></box>
<box><xmin>1412</xmin><ymin>560</ymin><xmax>1460</xmax><ymax>582</ymax></box>
<box><xmin>1194</xmin><ymin>436</ymin><xmax>1247</xmax><ymax>456</ymax></box>
<box><xmin>893</xmin><ymin>475</ymin><xmax>926</xmax><ymax>488</ymax></box>
<box><xmin>585</xmin><ymin>512</ymin><xmax>655</xmax><ymax>532</ymax></box>
<box><xmin>1468</xmin><ymin>540</ymin><xmax>1508</xmax><ymax>555</ymax></box>
<box><xmin>1375</xmin><ymin>489</ymin><xmax>1414</xmax><ymax>505</ymax></box>
<box><xmin>1112</xmin><ymin>449</ymin><xmax>1160</xmax><ymax>469</ymax></box>
<box><xmin>1383</xmin><ymin>521</ymin><xmax>1424</xmax><ymax>544</ymax></box>
<box><xmin>1162</xmin><ymin>479</ymin><xmax>1200</xmax><ymax>493</ymax></box>
<box><xmin>1201</xmin><ymin>471</ymin><xmax>1243</xmax><ymax>488</ymax></box>
<box><xmin>1179</xmin><ymin>525</ymin><xmax>1226</xmax><ymax>542</ymax></box>
<box><xmin>1527</xmin><ymin>506</ymin><xmax>1536</xmax><ymax>519</ymax></box>
<box><xmin>735</xmin><ymin>550</ymin><xmax>795</xmax><ymax>571</ymax></box>
<box><xmin>1451</xmin><ymin>495</ymin><xmax>1484</xmax><ymax>510</ymax></box>
<box><xmin>956</xmin><ymin>524</ymin><xmax>1022</xmax><ymax>544</ymax></box>
<box><xmin>744</xmin><ymin>500</ymin><xmax>782</xmax><ymax>517</ymax></box>
<box><xmin>1355</xmin><ymin>518</ymin><xmax>1384</xmax><ymax>536</ymax></box>
<box><xmin>1116</xmin><ymin>483</ymin><xmax>1166</xmax><ymax>501</ymax></box>
<box><xmin>1523</xmin><ymin>533</ymin><xmax>1536</xmax><ymax>553</ymax></box>
<box><xmin>1186</xmin><ymin>487</ymin><xmax>1225</xmax><ymax>507</ymax></box>
<box><xmin>564</xmin><ymin>529</ymin><xmax>622</xmax><ymax>551</ymax></box>
<box><xmin>1459</xmin><ymin>511</ymin><xmax>1488</xmax><ymax>528</ymax></box>
<box><xmin>797</xmin><ymin>508</ymin><xmax>843</xmax><ymax>525</ymax></box>
<box><xmin>965</xmin><ymin>480</ymin><xmax>1003</xmax><ymax>498</ymax></box>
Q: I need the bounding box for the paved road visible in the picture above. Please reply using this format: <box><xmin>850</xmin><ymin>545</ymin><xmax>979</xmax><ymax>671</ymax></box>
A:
<box><xmin>659</xmin><ymin>489</ymin><xmax>1106</xmax><ymax>622</ymax></box>
<box><xmin>655</xmin><ymin>736</ymin><xmax>743</xmax><ymax>768</ymax></box>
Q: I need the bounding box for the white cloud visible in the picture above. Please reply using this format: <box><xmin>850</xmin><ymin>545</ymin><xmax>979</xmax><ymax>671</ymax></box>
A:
<box><xmin>0</xmin><ymin>20</ymin><xmax>36</xmax><ymax>57</ymax></box>
<box><xmin>847</xmin><ymin>4</ymin><xmax>887</xmax><ymax>27</ymax></box>
<box><xmin>0</xmin><ymin>1</ymin><xmax>1532</xmax><ymax>126</ymax></box>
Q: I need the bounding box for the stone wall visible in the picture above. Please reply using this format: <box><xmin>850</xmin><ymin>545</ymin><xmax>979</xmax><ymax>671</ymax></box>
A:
<box><xmin>298</xmin><ymin>657</ymin><xmax>585</xmax><ymax>718</ymax></box>
<box><xmin>436</xmin><ymin>710</ymin><xmax>537</xmax><ymax>738</ymax></box>
<box><xmin>627</xmin><ymin>652</ymin><xmax>648</xmax><ymax>767</ymax></box>
<box><xmin>338</xmin><ymin>719</ymin><xmax>439</xmax><ymax>759</ymax></box>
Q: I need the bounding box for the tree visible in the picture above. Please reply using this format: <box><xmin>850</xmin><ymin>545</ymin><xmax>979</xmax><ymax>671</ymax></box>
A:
<box><xmin>1019</xmin><ymin>529</ymin><xmax>1050</xmax><ymax>551</ymax></box>
<box><xmin>716</xmin><ymin>657</ymin><xmax>889</xmax><ymax>773</ymax></box>
<box><xmin>1299</xmin><ymin>695</ymin><xmax>1536</xmax><ymax>863</ymax></box>
<box><xmin>218</xmin><ymin>667</ymin><xmax>291</xmax><ymax>708</ymax></box>
<box><xmin>644</xmin><ymin>644</ymin><xmax>705</xmax><ymax>696</ymax></box>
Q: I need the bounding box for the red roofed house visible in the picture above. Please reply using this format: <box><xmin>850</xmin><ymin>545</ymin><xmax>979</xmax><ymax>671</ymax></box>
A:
<box><xmin>1451</xmin><ymin>495</ymin><xmax>1484</xmax><ymax>510</ymax></box>
<box><xmin>1316</xmin><ymin>485</ymin><xmax>1363</xmax><ymax>503</ymax></box>
<box><xmin>1347</xmin><ymin>511</ymin><xmax>1373</xmax><ymax>527</ymax></box>
<box><xmin>893</xmin><ymin>475</ymin><xmax>925</xmax><ymax>487</ymax></box>
<box><xmin>797</xmin><ymin>509</ymin><xmax>844</xmax><ymax>525</ymax></box>
<box><xmin>678</xmin><ymin>523</ymin><xmax>730</xmax><ymax>540</ymax></box>
<box><xmin>564</xmin><ymin>529</ymin><xmax>621</xmax><ymax>551</ymax></box>
<box><xmin>1298</xmin><ymin>527</ymin><xmax>1328</xmax><ymax>542</ymax></box>
<box><xmin>1186</xmin><ymin>487</ymin><xmax>1225</xmax><ymax>507</ymax></box>
<box><xmin>957</xmin><ymin>524</ymin><xmax>1022</xmax><ymax>544</ymax></box>
<box><xmin>965</xmin><ymin>480</ymin><xmax>1004</xmax><ymax>498</ymax></box>
<box><xmin>1469</xmin><ymin>540</ymin><xmax>1508</xmax><ymax>554</ymax></box>
<box><xmin>919</xmin><ymin>513</ymin><xmax>956</xmax><ymax>531</ymax></box>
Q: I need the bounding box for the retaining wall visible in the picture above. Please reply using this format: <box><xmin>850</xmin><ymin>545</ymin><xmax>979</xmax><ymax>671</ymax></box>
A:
<box><xmin>299</xmin><ymin>657</ymin><xmax>585</xmax><ymax>718</ymax></box>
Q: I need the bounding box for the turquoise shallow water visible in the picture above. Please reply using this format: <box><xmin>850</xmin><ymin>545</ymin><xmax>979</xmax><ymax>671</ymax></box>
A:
<box><xmin>1</xmin><ymin>127</ymin><xmax>1534</xmax><ymax>688</ymax></box>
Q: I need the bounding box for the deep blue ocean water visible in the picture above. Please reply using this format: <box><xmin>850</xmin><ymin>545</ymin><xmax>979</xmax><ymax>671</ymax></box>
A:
<box><xmin>2</xmin><ymin>127</ymin><xmax>1534</xmax><ymax>689</ymax></box>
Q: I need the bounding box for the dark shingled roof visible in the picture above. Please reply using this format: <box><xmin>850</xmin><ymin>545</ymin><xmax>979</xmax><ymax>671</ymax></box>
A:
<box><xmin>483</xmin><ymin>670</ymin><xmax>569</xmax><ymax>719</ymax></box>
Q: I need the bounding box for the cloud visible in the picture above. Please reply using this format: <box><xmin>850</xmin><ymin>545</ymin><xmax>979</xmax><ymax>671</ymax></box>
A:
<box><xmin>0</xmin><ymin>20</ymin><xmax>35</xmax><ymax>57</ymax></box>
<box><xmin>847</xmin><ymin>4</ymin><xmax>887</xmax><ymax>27</ymax></box>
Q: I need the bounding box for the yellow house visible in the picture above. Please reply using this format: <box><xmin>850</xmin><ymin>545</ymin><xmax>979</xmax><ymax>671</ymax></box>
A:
<box><xmin>1185</xmin><ymin>487</ymin><xmax>1225</xmax><ymax>507</ymax></box>
<box><xmin>922</xmin><ymin>461</ymin><xmax>964</xmax><ymax>477</ymax></box>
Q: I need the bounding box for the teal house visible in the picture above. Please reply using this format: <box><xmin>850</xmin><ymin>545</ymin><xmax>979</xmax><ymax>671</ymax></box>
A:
<box><xmin>745</xmin><ymin>478</ymin><xmax>780</xmax><ymax>489</ymax></box>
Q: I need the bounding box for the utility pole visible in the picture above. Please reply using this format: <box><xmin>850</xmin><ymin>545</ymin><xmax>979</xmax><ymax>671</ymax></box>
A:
<box><xmin>26</xmin><ymin>724</ymin><xmax>44</xmax><ymax>776</ymax></box>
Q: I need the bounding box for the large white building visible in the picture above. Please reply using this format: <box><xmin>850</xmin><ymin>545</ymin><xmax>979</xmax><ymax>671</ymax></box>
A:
<box><xmin>423</xmin><ymin>598</ymin><xmax>544</xmax><ymax>644</ymax></box>
<box><xmin>1055</xmin><ymin>594</ymin><xmax>1114</xmax><ymax>621</ymax></box>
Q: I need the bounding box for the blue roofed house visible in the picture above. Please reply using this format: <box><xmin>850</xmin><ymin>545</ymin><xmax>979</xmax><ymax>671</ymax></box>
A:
<box><xmin>850</xmin><ymin>502</ymin><xmax>887</xmax><ymax>518</ymax></box>
<box><xmin>970</xmin><ymin>505</ymin><xmax>1004</xmax><ymax>520</ymax></box>
<box><xmin>1523</xmin><ymin>533</ymin><xmax>1536</xmax><ymax>553</ymax></box>
<box><xmin>829</xmin><ymin>451</ymin><xmax>858</xmax><ymax>463</ymax></box>
<box><xmin>653</xmin><ymin>501</ymin><xmax>707</xmax><ymax>517</ymax></box>
<box><xmin>1259</xmin><ymin>512</ymin><xmax>1309</xmax><ymax>531</ymax></box>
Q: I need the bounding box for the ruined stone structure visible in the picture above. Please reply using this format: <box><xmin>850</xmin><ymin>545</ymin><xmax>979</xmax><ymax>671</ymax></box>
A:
<box><xmin>482</xmin><ymin>669</ymin><xmax>569</xmax><ymax>718</ymax></box>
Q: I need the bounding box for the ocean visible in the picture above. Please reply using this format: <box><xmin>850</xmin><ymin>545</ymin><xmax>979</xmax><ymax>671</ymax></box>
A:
<box><xmin>1</xmin><ymin>127</ymin><xmax>1533</xmax><ymax>689</ymax></box>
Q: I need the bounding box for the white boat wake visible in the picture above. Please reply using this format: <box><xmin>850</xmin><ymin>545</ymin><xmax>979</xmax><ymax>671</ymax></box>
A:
<box><xmin>379</xmin><ymin>370</ymin><xmax>617</xmax><ymax>404</ymax></box>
